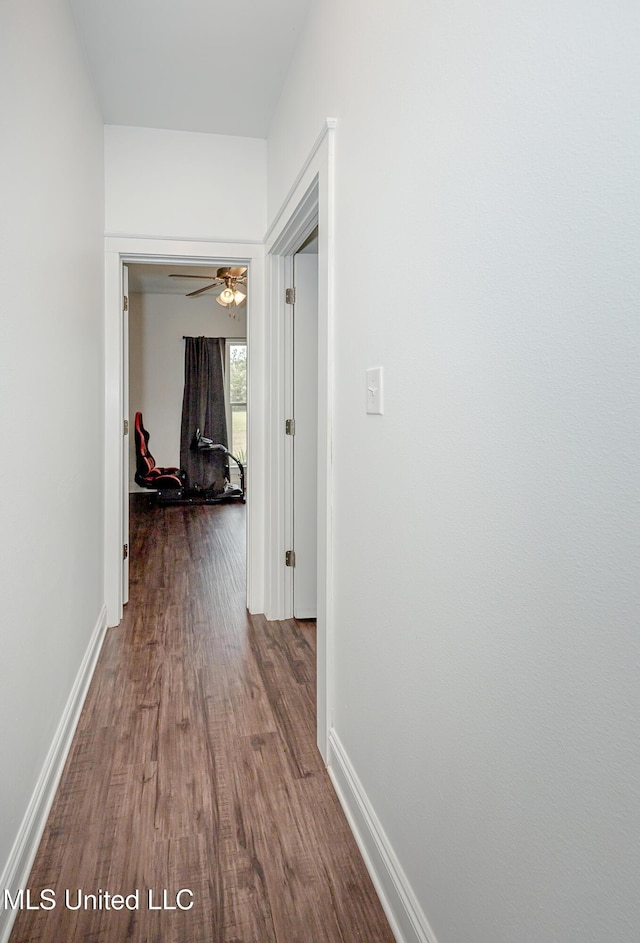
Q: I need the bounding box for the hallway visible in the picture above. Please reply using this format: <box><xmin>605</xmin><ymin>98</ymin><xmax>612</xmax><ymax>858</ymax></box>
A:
<box><xmin>10</xmin><ymin>499</ymin><xmax>394</xmax><ymax>943</ymax></box>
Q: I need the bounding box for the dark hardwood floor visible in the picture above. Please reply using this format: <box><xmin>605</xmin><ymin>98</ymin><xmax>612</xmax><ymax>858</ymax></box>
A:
<box><xmin>10</xmin><ymin>498</ymin><xmax>395</xmax><ymax>943</ymax></box>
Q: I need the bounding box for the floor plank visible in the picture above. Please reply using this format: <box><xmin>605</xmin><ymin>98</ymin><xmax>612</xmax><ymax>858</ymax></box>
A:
<box><xmin>9</xmin><ymin>499</ymin><xmax>395</xmax><ymax>943</ymax></box>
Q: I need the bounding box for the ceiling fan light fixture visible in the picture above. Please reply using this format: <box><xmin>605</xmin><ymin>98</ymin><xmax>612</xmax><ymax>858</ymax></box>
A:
<box><xmin>233</xmin><ymin>288</ymin><xmax>246</xmax><ymax>305</ymax></box>
<box><xmin>217</xmin><ymin>287</ymin><xmax>235</xmax><ymax>306</ymax></box>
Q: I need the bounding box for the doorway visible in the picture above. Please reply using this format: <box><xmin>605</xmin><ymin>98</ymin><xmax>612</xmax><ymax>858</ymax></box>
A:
<box><xmin>104</xmin><ymin>236</ymin><xmax>266</xmax><ymax>628</ymax></box>
<box><xmin>124</xmin><ymin>260</ymin><xmax>249</xmax><ymax>590</ymax></box>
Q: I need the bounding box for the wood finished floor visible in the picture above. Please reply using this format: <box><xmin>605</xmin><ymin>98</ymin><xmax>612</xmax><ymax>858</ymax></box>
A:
<box><xmin>10</xmin><ymin>498</ymin><xmax>395</xmax><ymax>943</ymax></box>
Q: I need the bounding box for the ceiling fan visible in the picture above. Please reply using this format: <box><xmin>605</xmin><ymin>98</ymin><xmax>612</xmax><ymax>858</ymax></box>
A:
<box><xmin>169</xmin><ymin>267</ymin><xmax>247</xmax><ymax>314</ymax></box>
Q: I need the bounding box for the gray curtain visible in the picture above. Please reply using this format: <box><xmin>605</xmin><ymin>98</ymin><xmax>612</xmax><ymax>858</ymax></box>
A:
<box><xmin>180</xmin><ymin>337</ymin><xmax>228</xmax><ymax>491</ymax></box>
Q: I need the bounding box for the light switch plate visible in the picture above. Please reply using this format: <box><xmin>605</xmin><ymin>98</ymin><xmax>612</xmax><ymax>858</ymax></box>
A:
<box><xmin>366</xmin><ymin>366</ymin><xmax>383</xmax><ymax>415</ymax></box>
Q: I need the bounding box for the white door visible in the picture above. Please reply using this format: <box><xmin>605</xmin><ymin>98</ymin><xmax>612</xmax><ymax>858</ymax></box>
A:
<box><xmin>292</xmin><ymin>245</ymin><xmax>318</xmax><ymax>618</ymax></box>
<box><xmin>122</xmin><ymin>264</ymin><xmax>129</xmax><ymax>605</ymax></box>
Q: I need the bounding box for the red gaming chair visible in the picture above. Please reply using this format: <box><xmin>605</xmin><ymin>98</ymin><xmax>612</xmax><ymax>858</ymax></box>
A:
<box><xmin>134</xmin><ymin>412</ymin><xmax>185</xmax><ymax>490</ymax></box>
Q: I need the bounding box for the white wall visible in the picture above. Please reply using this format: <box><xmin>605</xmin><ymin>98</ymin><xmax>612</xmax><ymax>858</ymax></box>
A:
<box><xmin>268</xmin><ymin>2</ymin><xmax>640</xmax><ymax>942</ymax></box>
<box><xmin>128</xmin><ymin>292</ymin><xmax>246</xmax><ymax>488</ymax></box>
<box><xmin>0</xmin><ymin>0</ymin><xmax>105</xmax><ymax>894</ymax></box>
<box><xmin>105</xmin><ymin>125</ymin><xmax>266</xmax><ymax>240</ymax></box>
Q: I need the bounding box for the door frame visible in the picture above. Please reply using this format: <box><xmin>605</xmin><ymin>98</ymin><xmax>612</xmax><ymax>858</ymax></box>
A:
<box><xmin>104</xmin><ymin>236</ymin><xmax>265</xmax><ymax>627</ymax></box>
<box><xmin>291</xmin><ymin>245</ymin><xmax>319</xmax><ymax>620</ymax></box>
<box><xmin>122</xmin><ymin>263</ymin><xmax>129</xmax><ymax>605</ymax></box>
<box><xmin>264</xmin><ymin>118</ymin><xmax>336</xmax><ymax>759</ymax></box>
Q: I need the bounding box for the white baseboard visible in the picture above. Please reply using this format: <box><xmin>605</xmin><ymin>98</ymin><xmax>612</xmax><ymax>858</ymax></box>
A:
<box><xmin>0</xmin><ymin>605</ymin><xmax>108</xmax><ymax>943</ymax></box>
<box><xmin>328</xmin><ymin>729</ymin><xmax>439</xmax><ymax>943</ymax></box>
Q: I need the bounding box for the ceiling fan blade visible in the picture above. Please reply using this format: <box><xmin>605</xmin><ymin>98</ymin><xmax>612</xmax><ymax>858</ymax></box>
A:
<box><xmin>169</xmin><ymin>273</ymin><xmax>217</xmax><ymax>280</ymax></box>
<box><xmin>186</xmin><ymin>283</ymin><xmax>221</xmax><ymax>297</ymax></box>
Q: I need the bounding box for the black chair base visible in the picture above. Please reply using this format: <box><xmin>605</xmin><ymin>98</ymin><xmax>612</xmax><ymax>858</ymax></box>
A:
<box><xmin>154</xmin><ymin>487</ymin><xmax>245</xmax><ymax>506</ymax></box>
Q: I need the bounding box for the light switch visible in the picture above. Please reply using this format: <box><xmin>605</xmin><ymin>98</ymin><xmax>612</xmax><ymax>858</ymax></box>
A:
<box><xmin>366</xmin><ymin>366</ymin><xmax>383</xmax><ymax>415</ymax></box>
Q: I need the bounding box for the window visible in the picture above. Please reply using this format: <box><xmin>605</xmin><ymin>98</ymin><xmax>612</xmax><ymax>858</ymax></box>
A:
<box><xmin>227</xmin><ymin>341</ymin><xmax>247</xmax><ymax>474</ymax></box>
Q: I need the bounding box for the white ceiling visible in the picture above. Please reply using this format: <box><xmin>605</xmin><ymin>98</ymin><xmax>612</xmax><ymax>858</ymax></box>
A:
<box><xmin>68</xmin><ymin>0</ymin><xmax>315</xmax><ymax>138</ymax></box>
<box><xmin>128</xmin><ymin>262</ymin><xmax>247</xmax><ymax>296</ymax></box>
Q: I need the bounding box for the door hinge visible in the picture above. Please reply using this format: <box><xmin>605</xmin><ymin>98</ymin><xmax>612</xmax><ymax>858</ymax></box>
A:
<box><xmin>285</xmin><ymin>550</ymin><xmax>296</xmax><ymax>567</ymax></box>
<box><xmin>123</xmin><ymin>295</ymin><xmax>129</xmax><ymax>312</ymax></box>
<box><xmin>123</xmin><ymin>543</ymin><xmax>129</xmax><ymax>561</ymax></box>
<box><xmin>285</xmin><ymin>418</ymin><xmax>295</xmax><ymax>436</ymax></box>
<box><xmin>123</xmin><ymin>418</ymin><xmax>129</xmax><ymax>436</ymax></box>
<box><xmin>285</xmin><ymin>287</ymin><xmax>296</xmax><ymax>305</ymax></box>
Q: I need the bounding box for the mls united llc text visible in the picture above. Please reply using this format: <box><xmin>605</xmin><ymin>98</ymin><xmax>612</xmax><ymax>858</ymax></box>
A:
<box><xmin>4</xmin><ymin>888</ymin><xmax>194</xmax><ymax>911</ymax></box>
